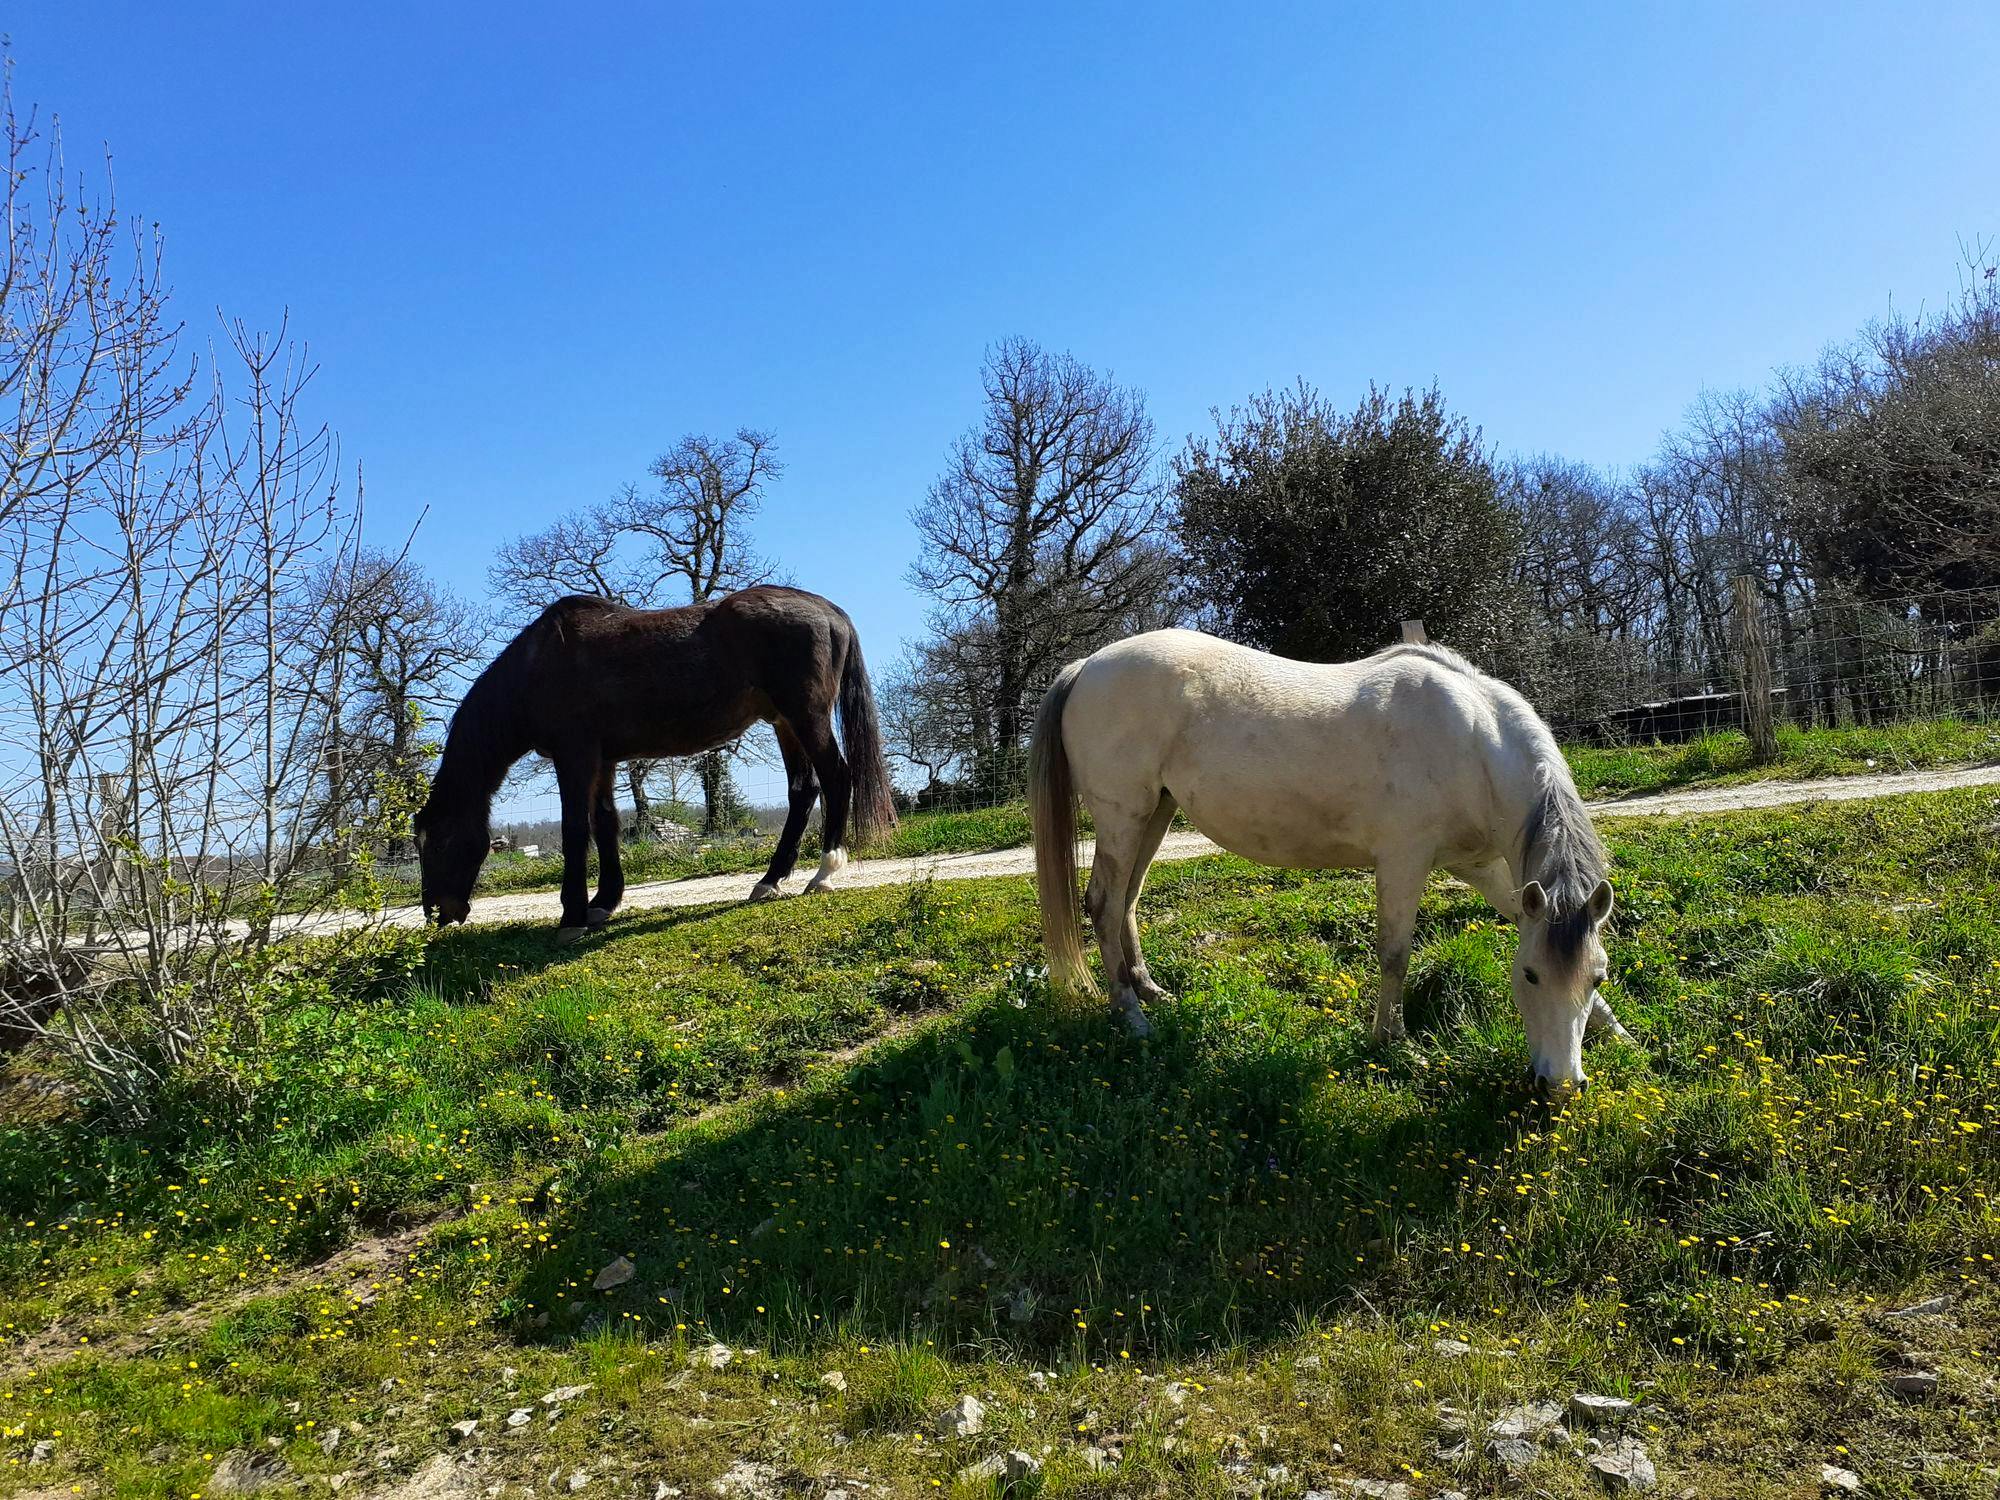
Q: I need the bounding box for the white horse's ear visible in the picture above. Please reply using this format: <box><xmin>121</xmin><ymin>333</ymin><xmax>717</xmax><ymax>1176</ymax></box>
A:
<box><xmin>1520</xmin><ymin>881</ymin><xmax>1548</xmax><ymax>922</ymax></box>
<box><xmin>1588</xmin><ymin>878</ymin><xmax>1615</xmax><ymax>924</ymax></box>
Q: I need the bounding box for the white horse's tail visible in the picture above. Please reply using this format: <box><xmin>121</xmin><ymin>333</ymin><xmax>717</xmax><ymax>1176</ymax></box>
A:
<box><xmin>1029</xmin><ymin>659</ymin><xmax>1097</xmax><ymax>1000</ymax></box>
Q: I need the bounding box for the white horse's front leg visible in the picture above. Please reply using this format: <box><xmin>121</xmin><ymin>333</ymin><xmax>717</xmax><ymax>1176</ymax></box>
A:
<box><xmin>1372</xmin><ymin>858</ymin><xmax>1429</xmax><ymax>1043</ymax></box>
<box><xmin>1585</xmin><ymin>991</ymin><xmax>1637</xmax><ymax>1047</ymax></box>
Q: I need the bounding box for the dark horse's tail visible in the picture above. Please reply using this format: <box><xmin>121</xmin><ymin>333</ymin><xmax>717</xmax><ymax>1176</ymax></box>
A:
<box><xmin>838</xmin><ymin>621</ymin><xmax>898</xmax><ymax>847</ymax></box>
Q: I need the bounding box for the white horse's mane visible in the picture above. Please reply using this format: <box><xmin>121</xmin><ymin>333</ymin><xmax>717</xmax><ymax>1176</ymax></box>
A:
<box><xmin>1372</xmin><ymin>639</ymin><xmax>1605</xmax><ymax>954</ymax></box>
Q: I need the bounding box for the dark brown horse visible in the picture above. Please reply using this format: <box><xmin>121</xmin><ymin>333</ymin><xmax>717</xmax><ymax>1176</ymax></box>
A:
<box><xmin>414</xmin><ymin>586</ymin><xmax>896</xmax><ymax>936</ymax></box>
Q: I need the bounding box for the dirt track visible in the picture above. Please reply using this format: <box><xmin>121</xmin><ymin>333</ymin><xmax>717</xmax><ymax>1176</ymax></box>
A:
<box><xmin>291</xmin><ymin>762</ymin><xmax>2000</xmax><ymax>938</ymax></box>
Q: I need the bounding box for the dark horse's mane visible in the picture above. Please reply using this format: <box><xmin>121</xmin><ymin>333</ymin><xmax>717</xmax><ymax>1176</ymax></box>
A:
<box><xmin>427</xmin><ymin>598</ymin><xmax>588</xmax><ymax>813</ymax></box>
<box><xmin>1519</xmin><ymin>763</ymin><xmax>1608</xmax><ymax>960</ymax></box>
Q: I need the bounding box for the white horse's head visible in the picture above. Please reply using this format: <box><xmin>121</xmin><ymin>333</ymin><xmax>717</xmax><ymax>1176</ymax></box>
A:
<box><xmin>1512</xmin><ymin>876</ymin><xmax>1614</xmax><ymax>1095</ymax></box>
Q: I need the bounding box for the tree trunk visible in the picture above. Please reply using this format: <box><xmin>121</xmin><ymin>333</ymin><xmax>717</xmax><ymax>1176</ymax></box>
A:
<box><xmin>625</xmin><ymin>761</ymin><xmax>652</xmax><ymax>842</ymax></box>
<box><xmin>698</xmin><ymin>748</ymin><xmax>732</xmax><ymax>836</ymax></box>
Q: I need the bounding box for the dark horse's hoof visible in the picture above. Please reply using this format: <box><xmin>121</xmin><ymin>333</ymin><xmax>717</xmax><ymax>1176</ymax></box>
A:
<box><xmin>586</xmin><ymin>906</ymin><xmax>611</xmax><ymax>926</ymax></box>
<box><xmin>555</xmin><ymin>926</ymin><xmax>589</xmax><ymax>946</ymax></box>
<box><xmin>747</xmin><ymin>882</ymin><xmax>782</xmax><ymax>903</ymax></box>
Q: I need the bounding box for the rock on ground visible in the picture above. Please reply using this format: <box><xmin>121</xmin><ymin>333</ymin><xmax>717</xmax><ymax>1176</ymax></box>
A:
<box><xmin>1571</xmin><ymin>1393</ymin><xmax>1637</xmax><ymax>1427</ymax></box>
<box><xmin>1589</xmin><ymin>1438</ymin><xmax>1658</xmax><ymax>1492</ymax></box>
<box><xmin>937</xmin><ymin>1394</ymin><xmax>986</xmax><ymax>1438</ymax></box>
<box><xmin>208</xmin><ymin>1452</ymin><xmax>293</xmax><ymax>1495</ymax></box>
<box><xmin>710</xmin><ymin>1460</ymin><xmax>782</xmax><ymax>1498</ymax></box>
<box><xmin>958</xmin><ymin>1451</ymin><xmax>1042</xmax><ymax>1485</ymax></box>
<box><xmin>1888</xmin><ymin>1369</ymin><xmax>1939</xmax><ymax>1401</ymax></box>
<box><xmin>592</xmin><ymin>1255</ymin><xmax>636</xmax><ymax>1290</ymax></box>
<box><xmin>1822</xmin><ymin>1466</ymin><xmax>1862</xmax><ymax>1494</ymax></box>
<box><xmin>1488</xmin><ymin>1401</ymin><xmax>1566</xmax><ymax>1441</ymax></box>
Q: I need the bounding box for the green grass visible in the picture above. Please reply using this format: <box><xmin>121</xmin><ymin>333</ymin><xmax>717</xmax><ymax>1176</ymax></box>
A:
<box><xmin>1567</xmin><ymin>716</ymin><xmax>2000</xmax><ymax>799</ymax></box>
<box><xmin>5</xmin><ymin>789</ymin><xmax>2000</xmax><ymax>1495</ymax></box>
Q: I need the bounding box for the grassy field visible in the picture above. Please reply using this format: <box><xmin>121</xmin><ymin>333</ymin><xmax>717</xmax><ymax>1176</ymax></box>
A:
<box><xmin>5</xmin><ymin>787</ymin><xmax>2000</xmax><ymax>1497</ymax></box>
<box><xmin>1566</xmin><ymin>717</ymin><xmax>2000</xmax><ymax>800</ymax></box>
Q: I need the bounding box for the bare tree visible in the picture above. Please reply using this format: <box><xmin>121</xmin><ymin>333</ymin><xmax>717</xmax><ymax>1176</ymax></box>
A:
<box><xmin>628</xmin><ymin>429</ymin><xmax>779</xmax><ymax>600</ymax></box>
<box><xmin>909</xmin><ymin>339</ymin><xmax>1165</xmax><ymax>787</ymax></box>
<box><xmin>484</xmin><ymin>430</ymin><xmax>781</xmax><ymax>835</ymax></box>
<box><xmin>0</xmin><ymin>82</ymin><xmax>383</xmax><ymax>1116</ymax></box>
<box><xmin>313</xmin><ymin>551</ymin><xmax>487</xmax><ymax>858</ymax></box>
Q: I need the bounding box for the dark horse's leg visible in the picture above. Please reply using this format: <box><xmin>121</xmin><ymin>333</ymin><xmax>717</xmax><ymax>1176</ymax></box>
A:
<box><xmin>587</xmin><ymin>765</ymin><xmax>624</xmax><ymax>920</ymax></box>
<box><xmin>795</xmin><ymin>711</ymin><xmax>851</xmax><ymax>895</ymax></box>
<box><xmin>749</xmin><ymin>724</ymin><xmax>819</xmax><ymax>902</ymax></box>
<box><xmin>553</xmin><ymin>750</ymin><xmax>606</xmax><ymax>941</ymax></box>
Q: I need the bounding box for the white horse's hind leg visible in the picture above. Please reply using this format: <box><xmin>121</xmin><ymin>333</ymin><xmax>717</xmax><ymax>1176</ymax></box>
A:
<box><xmin>1371</xmin><ymin>856</ymin><xmax>1430</xmax><ymax>1043</ymax></box>
<box><xmin>1085</xmin><ymin>799</ymin><xmax>1163</xmax><ymax>1038</ymax></box>
<box><xmin>1119</xmin><ymin>793</ymin><xmax>1179</xmax><ymax>1005</ymax></box>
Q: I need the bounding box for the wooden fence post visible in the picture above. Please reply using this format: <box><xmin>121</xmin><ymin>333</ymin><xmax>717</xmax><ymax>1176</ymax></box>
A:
<box><xmin>1401</xmin><ymin>619</ymin><xmax>1428</xmax><ymax>645</ymax></box>
<box><xmin>1732</xmin><ymin>574</ymin><xmax>1777</xmax><ymax>763</ymax></box>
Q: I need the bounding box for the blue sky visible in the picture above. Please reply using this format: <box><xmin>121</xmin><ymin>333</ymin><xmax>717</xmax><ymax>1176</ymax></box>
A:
<box><xmin>12</xmin><ymin>2</ymin><xmax>1997</xmax><ymax>791</ymax></box>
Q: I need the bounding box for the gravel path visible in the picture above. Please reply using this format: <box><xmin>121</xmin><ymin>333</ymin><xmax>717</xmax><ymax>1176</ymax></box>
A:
<box><xmin>300</xmin><ymin>762</ymin><xmax>2000</xmax><ymax>938</ymax></box>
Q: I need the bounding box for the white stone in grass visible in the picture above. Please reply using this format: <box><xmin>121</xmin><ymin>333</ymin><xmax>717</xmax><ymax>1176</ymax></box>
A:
<box><xmin>592</xmin><ymin>1255</ymin><xmax>636</xmax><ymax>1290</ymax></box>
<box><xmin>1487</xmin><ymin>1437</ymin><xmax>1538</xmax><ymax>1471</ymax></box>
<box><xmin>958</xmin><ymin>1451</ymin><xmax>1041</xmax><ymax>1485</ymax></box>
<box><xmin>710</xmin><ymin>1459</ymin><xmax>781</xmax><ymax>1497</ymax></box>
<box><xmin>938</xmin><ymin>1394</ymin><xmax>986</xmax><ymax>1437</ymax></box>
<box><xmin>541</xmin><ymin>1383</ymin><xmax>593</xmax><ymax>1406</ymax></box>
<box><xmin>448</xmin><ymin>1419</ymin><xmax>479</xmax><ymax>1443</ymax></box>
<box><xmin>1488</xmin><ymin>1401</ymin><xmax>1565</xmax><ymax>1440</ymax></box>
<box><xmin>1885</xmin><ymin>1296</ymin><xmax>1950</xmax><ymax>1320</ymax></box>
<box><xmin>693</xmin><ymin>1343</ymin><xmax>734</xmax><ymax>1370</ymax></box>
<box><xmin>820</xmin><ymin>1370</ymin><xmax>847</xmax><ymax>1393</ymax></box>
<box><xmin>1821</xmin><ymin>1467</ymin><xmax>1861</xmax><ymax>1494</ymax></box>
<box><xmin>506</xmin><ymin>1407</ymin><xmax>533</xmax><ymax>1429</ymax></box>
<box><xmin>566</xmin><ymin>1472</ymin><xmax>590</xmax><ymax>1493</ymax></box>
<box><xmin>1342</xmin><ymin>1482</ymin><xmax>1409</xmax><ymax>1500</ymax></box>
<box><xmin>1571</xmin><ymin>1393</ymin><xmax>1637</xmax><ymax>1426</ymax></box>
<box><xmin>1588</xmin><ymin>1438</ymin><xmax>1657</xmax><ymax>1492</ymax></box>
<box><xmin>1432</xmin><ymin>1337</ymin><xmax>1473</xmax><ymax>1357</ymax></box>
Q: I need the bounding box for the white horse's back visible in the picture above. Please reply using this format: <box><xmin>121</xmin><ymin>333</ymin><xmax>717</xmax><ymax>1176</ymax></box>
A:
<box><xmin>1060</xmin><ymin>630</ymin><xmax>1535</xmax><ymax>872</ymax></box>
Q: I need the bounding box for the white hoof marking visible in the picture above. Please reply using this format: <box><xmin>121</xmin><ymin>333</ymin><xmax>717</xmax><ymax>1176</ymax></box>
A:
<box><xmin>804</xmin><ymin>847</ymin><xmax>847</xmax><ymax>894</ymax></box>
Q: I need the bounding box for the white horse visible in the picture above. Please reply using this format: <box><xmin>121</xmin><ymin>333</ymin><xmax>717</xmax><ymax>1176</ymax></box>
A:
<box><xmin>1028</xmin><ymin>630</ymin><xmax>1629</xmax><ymax>1092</ymax></box>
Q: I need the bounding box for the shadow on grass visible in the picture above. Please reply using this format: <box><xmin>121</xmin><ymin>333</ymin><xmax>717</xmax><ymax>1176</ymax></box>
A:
<box><xmin>502</xmin><ymin>980</ymin><xmax>1544</xmax><ymax>1359</ymax></box>
<box><xmin>417</xmin><ymin>898</ymin><xmax>754</xmax><ymax>992</ymax></box>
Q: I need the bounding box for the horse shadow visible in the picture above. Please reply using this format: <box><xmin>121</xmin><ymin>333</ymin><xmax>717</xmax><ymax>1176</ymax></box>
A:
<box><xmin>498</xmin><ymin>976</ymin><xmax>1544</xmax><ymax>1360</ymax></box>
<box><xmin>418</xmin><ymin>899</ymin><xmax>753</xmax><ymax>993</ymax></box>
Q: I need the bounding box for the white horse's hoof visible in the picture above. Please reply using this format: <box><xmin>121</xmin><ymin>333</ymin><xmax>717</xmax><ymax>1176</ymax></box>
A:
<box><xmin>585</xmin><ymin>906</ymin><xmax>611</xmax><ymax>927</ymax></box>
<box><xmin>747</xmin><ymin>882</ymin><xmax>782</xmax><ymax>903</ymax></box>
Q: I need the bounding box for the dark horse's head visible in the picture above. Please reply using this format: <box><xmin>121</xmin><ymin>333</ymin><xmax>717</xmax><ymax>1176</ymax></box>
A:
<box><xmin>413</xmin><ymin>783</ymin><xmax>488</xmax><ymax>926</ymax></box>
